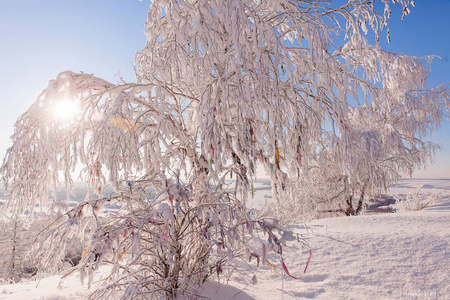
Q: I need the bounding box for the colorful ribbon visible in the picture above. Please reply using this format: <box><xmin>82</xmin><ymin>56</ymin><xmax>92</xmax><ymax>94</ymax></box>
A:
<box><xmin>281</xmin><ymin>249</ymin><xmax>312</xmax><ymax>280</ymax></box>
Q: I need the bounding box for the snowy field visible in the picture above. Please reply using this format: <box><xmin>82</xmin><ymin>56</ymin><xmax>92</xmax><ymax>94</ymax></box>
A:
<box><xmin>0</xmin><ymin>178</ymin><xmax>449</xmax><ymax>300</ymax></box>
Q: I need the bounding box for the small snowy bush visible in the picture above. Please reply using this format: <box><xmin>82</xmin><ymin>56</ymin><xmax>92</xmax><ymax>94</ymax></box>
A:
<box><xmin>394</xmin><ymin>187</ymin><xmax>442</xmax><ymax>212</ymax></box>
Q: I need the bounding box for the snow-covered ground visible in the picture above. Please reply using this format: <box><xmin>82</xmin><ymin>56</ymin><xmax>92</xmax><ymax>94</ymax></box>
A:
<box><xmin>1</xmin><ymin>179</ymin><xmax>449</xmax><ymax>299</ymax></box>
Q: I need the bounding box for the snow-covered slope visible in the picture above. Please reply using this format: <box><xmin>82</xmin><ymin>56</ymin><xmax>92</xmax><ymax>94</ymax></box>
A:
<box><xmin>204</xmin><ymin>207</ymin><xmax>449</xmax><ymax>299</ymax></box>
<box><xmin>1</xmin><ymin>179</ymin><xmax>449</xmax><ymax>300</ymax></box>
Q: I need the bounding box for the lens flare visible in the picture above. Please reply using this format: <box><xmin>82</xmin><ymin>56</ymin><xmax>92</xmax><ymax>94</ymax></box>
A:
<box><xmin>52</xmin><ymin>98</ymin><xmax>80</xmax><ymax>121</ymax></box>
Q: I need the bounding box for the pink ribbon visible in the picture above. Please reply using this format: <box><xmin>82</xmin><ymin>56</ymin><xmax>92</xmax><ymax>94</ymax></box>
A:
<box><xmin>281</xmin><ymin>249</ymin><xmax>312</xmax><ymax>279</ymax></box>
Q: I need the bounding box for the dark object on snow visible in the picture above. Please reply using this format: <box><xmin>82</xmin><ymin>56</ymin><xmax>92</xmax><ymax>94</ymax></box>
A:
<box><xmin>22</xmin><ymin>266</ymin><xmax>38</xmax><ymax>277</ymax></box>
<box><xmin>365</xmin><ymin>194</ymin><xmax>396</xmax><ymax>213</ymax></box>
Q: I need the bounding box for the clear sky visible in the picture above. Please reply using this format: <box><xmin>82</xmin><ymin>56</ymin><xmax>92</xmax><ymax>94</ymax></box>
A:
<box><xmin>0</xmin><ymin>0</ymin><xmax>449</xmax><ymax>178</ymax></box>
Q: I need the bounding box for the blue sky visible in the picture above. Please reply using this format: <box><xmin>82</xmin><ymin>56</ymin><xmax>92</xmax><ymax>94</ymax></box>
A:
<box><xmin>0</xmin><ymin>0</ymin><xmax>449</xmax><ymax>178</ymax></box>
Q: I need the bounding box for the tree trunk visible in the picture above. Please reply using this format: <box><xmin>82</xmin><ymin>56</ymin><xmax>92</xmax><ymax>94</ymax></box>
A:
<box><xmin>355</xmin><ymin>182</ymin><xmax>368</xmax><ymax>215</ymax></box>
<box><xmin>345</xmin><ymin>195</ymin><xmax>354</xmax><ymax>216</ymax></box>
<box><xmin>10</xmin><ymin>217</ymin><xmax>19</xmax><ymax>281</ymax></box>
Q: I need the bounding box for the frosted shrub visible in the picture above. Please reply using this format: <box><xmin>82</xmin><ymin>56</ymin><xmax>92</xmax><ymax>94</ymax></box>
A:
<box><xmin>395</xmin><ymin>188</ymin><xmax>442</xmax><ymax>212</ymax></box>
<box><xmin>0</xmin><ymin>214</ymin><xmax>56</xmax><ymax>282</ymax></box>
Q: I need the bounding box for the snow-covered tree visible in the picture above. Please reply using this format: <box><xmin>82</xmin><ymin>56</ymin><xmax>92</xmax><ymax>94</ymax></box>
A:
<box><xmin>0</xmin><ymin>215</ymin><xmax>25</xmax><ymax>282</ymax></box>
<box><xmin>0</xmin><ymin>214</ymin><xmax>44</xmax><ymax>282</ymax></box>
<box><xmin>1</xmin><ymin>0</ymin><xmax>449</xmax><ymax>298</ymax></box>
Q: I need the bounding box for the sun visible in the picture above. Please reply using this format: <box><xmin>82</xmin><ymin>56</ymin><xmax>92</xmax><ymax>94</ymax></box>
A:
<box><xmin>52</xmin><ymin>98</ymin><xmax>80</xmax><ymax>122</ymax></box>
